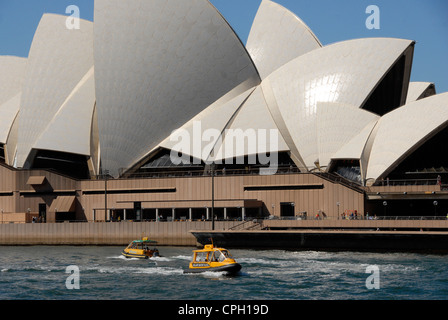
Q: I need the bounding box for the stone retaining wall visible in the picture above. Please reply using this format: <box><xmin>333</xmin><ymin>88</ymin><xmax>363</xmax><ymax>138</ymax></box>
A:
<box><xmin>0</xmin><ymin>221</ymin><xmax>240</xmax><ymax>246</ymax></box>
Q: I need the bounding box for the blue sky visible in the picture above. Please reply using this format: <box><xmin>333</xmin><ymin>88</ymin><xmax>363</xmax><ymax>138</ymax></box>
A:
<box><xmin>1</xmin><ymin>0</ymin><xmax>447</xmax><ymax>93</ymax></box>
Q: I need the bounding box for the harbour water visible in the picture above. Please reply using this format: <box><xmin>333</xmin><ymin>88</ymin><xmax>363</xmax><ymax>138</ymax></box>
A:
<box><xmin>1</xmin><ymin>246</ymin><xmax>447</xmax><ymax>301</ymax></box>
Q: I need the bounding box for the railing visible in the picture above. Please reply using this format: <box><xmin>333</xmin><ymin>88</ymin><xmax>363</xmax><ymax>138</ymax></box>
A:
<box><xmin>370</xmin><ymin>178</ymin><xmax>441</xmax><ymax>187</ymax></box>
<box><xmin>312</xmin><ymin>171</ymin><xmax>365</xmax><ymax>192</ymax></box>
<box><xmin>264</xmin><ymin>215</ymin><xmax>448</xmax><ymax>221</ymax></box>
<box><xmin>93</xmin><ymin>165</ymin><xmax>303</xmax><ymax>180</ymax></box>
<box><xmin>366</xmin><ymin>216</ymin><xmax>448</xmax><ymax>221</ymax></box>
<box><xmin>0</xmin><ymin>218</ymin><xmax>247</xmax><ymax>224</ymax></box>
<box><xmin>2</xmin><ymin>215</ymin><xmax>448</xmax><ymax>225</ymax></box>
<box><xmin>228</xmin><ymin>219</ymin><xmax>263</xmax><ymax>230</ymax></box>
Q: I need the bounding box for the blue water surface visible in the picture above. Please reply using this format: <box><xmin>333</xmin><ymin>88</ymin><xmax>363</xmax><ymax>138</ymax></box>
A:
<box><xmin>0</xmin><ymin>246</ymin><xmax>447</xmax><ymax>300</ymax></box>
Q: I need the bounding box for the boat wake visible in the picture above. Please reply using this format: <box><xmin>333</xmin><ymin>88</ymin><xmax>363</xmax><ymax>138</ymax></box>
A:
<box><xmin>108</xmin><ymin>255</ymin><xmax>139</xmax><ymax>260</ymax></box>
<box><xmin>171</xmin><ymin>255</ymin><xmax>193</xmax><ymax>261</ymax></box>
<box><xmin>149</xmin><ymin>256</ymin><xmax>172</xmax><ymax>262</ymax></box>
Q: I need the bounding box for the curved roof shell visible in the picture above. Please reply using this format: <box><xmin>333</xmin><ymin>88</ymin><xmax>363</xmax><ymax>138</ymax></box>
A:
<box><xmin>94</xmin><ymin>0</ymin><xmax>260</xmax><ymax>177</ymax></box>
<box><xmin>246</xmin><ymin>0</ymin><xmax>322</xmax><ymax>80</ymax></box>
<box><xmin>159</xmin><ymin>85</ymin><xmax>257</xmax><ymax>163</ymax></box>
<box><xmin>211</xmin><ymin>86</ymin><xmax>290</xmax><ymax>163</ymax></box>
<box><xmin>406</xmin><ymin>82</ymin><xmax>436</xmax><ymax>103</ymax></box>
<box><xmin>33</xmin><ymin>67</ymin><xmax>96</xmax><ymax>158</ymax></box>
<box><xmin>16</xmin><ymin>14</ymin><xmax>94</xmax><ymax>168</ymax></box>
<box><xmin>316</xmin><ymin>102</ymin><xmax>379</xmax><ymax>169</ymax></box>
<box><xmin>263</xmin><ymin>38</ymin><xmax>414</xmax><ymax>170</ymax></box>
<box><xmin>158</xmin><ymin>83</ymin><xmax>290</xmax><ymax>166</ymax></box>
<box><xmin>0</xmin><ymin>56</ymin><xmax>27</xmax><ymax>107</ymax></box>
<box><xmin>366</xmin><ymin>92</ymin><xmax>448</xmax><ymax>181</ymax></box>
<box><xmin>0</xmin><ymin>94</ymin><xmax>21</xmax><ymax>161</ymax></box>
<box><xmin>0</xmin><ymin>56</ymin><xmax>27</xmax><ymax>156</ymax></box>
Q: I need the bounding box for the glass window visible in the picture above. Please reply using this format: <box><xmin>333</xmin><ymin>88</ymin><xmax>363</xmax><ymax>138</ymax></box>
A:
<box><xmin>194</xmin><ymin>252</ymin><xmax>208</xmax><ymax>262</ymax></box>
<box><xmin>221</xmin><ymin>250</ymin><xmax>232</xmax><ymax>259</ymax></box>
<box><xmin>212</xmin><ymin>251</ymin><xmax>221</xmax><ymax>262</ymax></box>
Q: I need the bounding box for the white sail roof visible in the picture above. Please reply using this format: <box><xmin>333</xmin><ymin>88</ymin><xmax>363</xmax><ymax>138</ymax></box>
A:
<box><xmin>16</xmin><ymin>14</ymin><xmax>94</xmax><ymax>168</ymax></box>
<box><xmin>0</xmin><ymin>56</ymin><xmax>27</xmax><ymax>147</ymax></box>
<box><xmin>94</xmin><ymin>0</ymin><xmax>260</xmax><ymax>177</ymax></box>
<box><xmin>246</xmin><ymin>0</ymin><xmax>322</xmax><ymax>80</ymax></box>
<box><xmin>211</xmin><ymin>86</ymin><xmax>290</xmax><ymax>163</ymax></box>
<box><xmin>263</xmin><ymin>38</ymin><xmax>414</xmax><ymax>170</ymax></box>
<box><xmin>366</xmin><ymin>92</ymin><xmax>448</xmax><ymax>181</ymax></box>
<box><xmin>0</xmin><ymin>56</ymin><xmax>27</xmax><ymax>107</ymax></box>
<box><xmin>33</xmin><ymin>67</ymin><xmax>96</xmax><ymax>157</ymax></box>
<box><xmin>406</xmin><ymin>82</ymin><xmax>436</xmax><ymax>104</ymax></box>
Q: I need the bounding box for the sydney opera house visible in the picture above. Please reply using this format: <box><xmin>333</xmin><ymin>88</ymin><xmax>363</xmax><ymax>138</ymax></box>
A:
<box><xmin>0</xmin><ymin>0</ymin><xmax>447</xmax><ymax>224</ymax></box>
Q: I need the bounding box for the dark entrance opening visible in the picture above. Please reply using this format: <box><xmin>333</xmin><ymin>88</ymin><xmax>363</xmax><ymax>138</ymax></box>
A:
<box><xmin>39</xmin><ymin>203</ymin><xmax>46</xmax><ymax>223</ymax></box>
<box><xmin>0</xmin><ymin>144</ymin><xmax>5</xmax><ymax>163</ymax></box>
<box><xmin>142</xmin><ymin>209</ymin><xmax>157</xmax><ymax>221</ymax></box>
<box><xmin>280</xmin><ymin>202</ymin><xmax>295</xmax><ymax>217</ymax></box>
<box><xmin>134</xmin><ymin>202</ymin><xmax>142</xmax><ymax>222</ymax></box>
<box><xmin>31</xmin><ymin>150</ymin><xmax>90</xmax><ymax>179</ymax></box>
<box><xmin>191</xmin><ymin>208</ymin><xmax>206</xmax><ymax>221</ymax></box>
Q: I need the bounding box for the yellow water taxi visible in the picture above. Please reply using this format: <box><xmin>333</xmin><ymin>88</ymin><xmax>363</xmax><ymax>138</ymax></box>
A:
<box><xmin>122</xmin><ymin>237</ymin><xmax>159</xmax><ymax>259</ymax></box>
<box><xmin>184</xmin><ymin>244</ymin><xmax>241</xmax><ymax>274</ymax></box>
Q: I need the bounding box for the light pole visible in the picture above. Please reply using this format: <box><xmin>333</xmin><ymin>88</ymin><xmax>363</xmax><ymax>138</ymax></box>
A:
<box><xmin>211</xmin><ymin>163</ymin><xmax>215</xmax><ymax>230</ymax></box>
<box><xmin>104</xmin><ymin>170</ymin><xmax>109</xmax><ymax>222</ymax></box>
<box><xmin>337</xmin><ymin>202</ymin><xmax>340</xmax><ymax>220</ymax></box>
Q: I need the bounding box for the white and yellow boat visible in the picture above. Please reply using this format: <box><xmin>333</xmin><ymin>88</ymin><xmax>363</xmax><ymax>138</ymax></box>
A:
<box><xmin>184</xmin><ymin>244</ymin><xmax>241</xmax><ymax>274</ymax></box>
<box><xmin>122</xmin><ymin>237</ymin><xmax>159</xmax><ymax>259</ymax></box>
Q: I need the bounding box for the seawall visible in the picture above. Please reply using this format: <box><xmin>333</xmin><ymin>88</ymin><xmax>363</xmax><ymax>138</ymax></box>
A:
<box><xmin>0</xmin><ymin>221</ymin><xmax>241</xmax><ymax>246</ymax></box>
<box><xmin>191</xmin><ymin>229</ymin><xmax>448</xmax><ymax>253</ymax></box>
<box><xmin>2</xmin><ymin>220</ymin><xmax>448</xmax><ymax>252</ymax></box>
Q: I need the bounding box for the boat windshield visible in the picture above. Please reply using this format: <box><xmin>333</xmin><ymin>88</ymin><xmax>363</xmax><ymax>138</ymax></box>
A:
<box><xmin>220</xmin><ymin>250</ymin><xmax>232</xmax><ymax>259</ymax></box>
<box><xmin>127</xmin><ymin>242</ymin><xmax>137</xmax><ymax>249</ymax></box>
<box><xmin>212</xmin><ymin>249</ymin><xmax>232</xmax><ymax>262</ymax></box>
<box><xmin>193</xmin><ymin>249</ymin><xmax>233</xmax><ymax>262</ymax></box>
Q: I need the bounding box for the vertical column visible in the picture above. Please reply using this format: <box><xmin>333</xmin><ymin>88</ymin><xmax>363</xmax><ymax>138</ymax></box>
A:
<box><xmin>206</xmin><ymin>207</ymin><xmax>210</xmax><ymax>220</ymax></box>
<box><xmin>172</xmin><ymin>208</ymin><xmax>175</xmax><ymax>221</ymax></box>
<box><xmin>155</xmin><ymin>208</ymin><xmax>159</xmax><ymax>221</ymax></box>
<box><xmin>242</xmin><ymin>207</ymin><xmax>246</xmax><ymax>221</ymax></box>
<box><xmin>189</xmin><ymin>208</ymin><xmax>192</xmax><ymax>221</ymax></box>
<box><xmin>223</xmin><ymin>208</ymin><xmax>227</xmax><ymax>220</ymax></box>
<box><xmin>123</xmin><ymin>209</ymin><xmax>127</xmax><ymax>221</ymax></box>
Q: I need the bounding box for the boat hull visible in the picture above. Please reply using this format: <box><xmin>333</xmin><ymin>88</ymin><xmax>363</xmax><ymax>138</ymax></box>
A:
<box><xmin>121</xmin><ymin>250</ymin><xmax>159</xmax><ymax>259</ymax></box>
<box><xmin>183</xmin><ymin>263</ymin><xmax>241</xmax><ymax>274</ymax></box>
